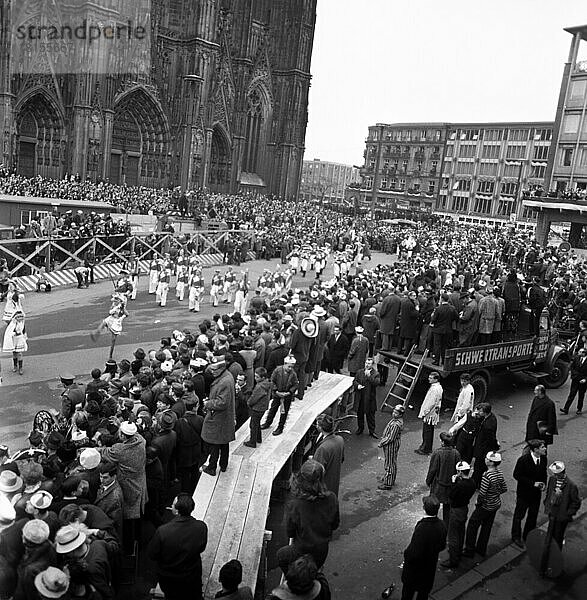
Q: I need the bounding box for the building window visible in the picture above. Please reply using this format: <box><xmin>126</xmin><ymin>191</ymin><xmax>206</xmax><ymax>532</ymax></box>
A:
<box><xmin>504</xmin><ymin>163</ymin><xmax>522</xmax><ymax>177</ymax></box>
<box><xmin>459</xmin><ymin>145</ymin><xmax>476</xmax><ymax>158</ymax></box>
<box><xmin>482</xmin><ymin>144</ymin><xmax>500</xmax><ymax>159</ymax></box>
<box><xmin>534</xmin><ymin>129</ymin><xmax>552</xmax><ymax>141</ymax></box>
<box><xmin>531</xmin><ymin>165</ymin><xmax>547</xmax><ymax>178</ymax></box>
<box><xmin>461</xmin><ymin>130</ymin><xmax>480</xmax><ymax>141</ymax></box>
<box><xmin>416</xmin><ymin>161</ymin><xmax>423</xmax><ymax>172</ymax></box>
<box><xmin>453</xmin><ymin>197</ymin><xmax>469</xmax><ymax>212</ymax></box>
<box><xmin>390</xmin><ymin>178</ymin><xmax>397</xmax><ymax>189</ymax></box>
<box><xmin>399</xmin><ymin>178</ymin><xmax>406</xmax><ymax>191</ymax></box>
<box><xmin>522</xmin><ymin>205</ymin><xmax>538</xmax><ymax>219</ymax></box>
<box><xmin>506</xmin><ymin>145</ymin><xmax>526</xmax><ymax>160</ymax></box>
<box><xmin>497</xmin><ymin>199</ymin><xmax>515</xmax><ymax>216</ymax></box>
<box><xmin>380</xmin><ymin>177</ymin><xmax>388</xmax><ymax>189</ymax></box>
<box><xmin>474</xmin><ymin>197</ymin><xmax>492</xmax><ymax>214</ymax></box>
<box><xmin>509</xmin><ymin>129</ymin><xmax>528</xmax><ymax>142</ymax></box>
<box><xmin>456</xmin><ymin>161</ymin><xmax>474</xmax><ymax>175</ymax></box>
<box><xmin>569</xmin><ymin>79</ymin><xmax>587</xmax><ymax>101</ymax></box>
<box><xmin>579</xmin><ymin>148</ymin><xmax>587</xmax><ymax>167</ymax></box>
<box><xmin>484</xmin><ymin>129</ymin><xmax>503</xmax><ymax>141</ymax></box>
<box><xmin>533</xmin><ymin>146</ymin><xmax>549</xmax><ymax>160</ymax></box>
<box><xmin>435</xmin><ymin>130</ymin><xmax>441</xmax><ymax>141</ymax></box>
<box><xmin>369</xmin><ymin>160</ymin><xmax>375</xmax><ymax>169</ymax></box>
<box><xmin>442</xmin><ymin>177</ymin><xmax>450</xmax><ymax>189</ymax></box>
<box><xmin>402</xmin><ymin>160</ymin><xmax>408</xmax><ymax>172</ymax></box>
<box><xmin>428</xmin><ymin>180</ymin><xmax>436</xmax><ymax>194</ymax></box>
<box><xmin>405</xmin><ymin>131</ymin><xmax>412</xmax><ymax>141</ymax></box>
<box><xmin>439</xmin><ymin>196</ymin><xmax>447</xmax><ymax>209</ymax></box>
<box><xmin>477</xmin><ymin>180</ymin><xmax>495</xmax><ymax>194</ymax></box>
<box><xmin>364</xmin><ymin>177</ymin><xmax>373</xmax><ymax>189</ymax></box>
<box><xmin>563</xmin><ymin>114</ymin><xmax>581</xmax><ymax>134</ymax></box>
<box><xmin>372</xmin><ymin>130</ymin><xmax>379</xmax><ymax>141</ymax></box>
<box><xmin>479</xmin><ymin>162</ymin><xmax>498</xmax><ymax>176</ymax></box>
<box><xmin>501</xmin><ymin>182</ymin><xmax>518</xmax><ymax>196</ymax></box>
<box><xmin>383</xmin><ymin>159</ymin><xmax>390</xmax><ymax>169</ymax></box>
<box><xmin>393</xmin><ymin>160</ymin><xmax>399</xmax><ymax>170</ymax></box>
<box><xmin>431</xmin><ymin>161</ymin><xmax>438</xmax><ymax>174</ymax></box>
<box><xmin>562</xmin><ymin>148</ymin><xmax>574</xmax><ymax>166</ymax></box>
<box><xmin>454</xmin><ymin>179</ymin><xmax>471</xmax><ymax>192</ymax></box>
<box><xmin>446</xmin><ymin>145</ymin><xmax>454</xmax><ymax>158</ymax></box>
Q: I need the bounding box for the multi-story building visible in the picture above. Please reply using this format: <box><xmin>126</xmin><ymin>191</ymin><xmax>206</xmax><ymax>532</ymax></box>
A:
<box><xmin>299</xmin><ymin>159</ymin><xmax>360</xmax><ymax>203</ymax></box>
<box><xmin>352</xmin><ymin>123</ymin><xmax>447</xmax><ymax>212</ymax></box>
<box><xmin>439</xmin><ymin>122</ymin><xmax>553</xmax><ymax>224</ymax></box>
<box><xmin>524</xmin><ymin>25</ymin><xmax>587</xmax><ymax>247</ymax></box>
<box><xmin>354</xmin><ymin>121</ymin><xmax>553</xmax><ymax>224</ymax></box>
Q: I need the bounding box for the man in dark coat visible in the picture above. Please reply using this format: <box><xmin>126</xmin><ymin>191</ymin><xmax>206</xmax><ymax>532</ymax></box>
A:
<box><xmin>472</xmin><ymin>403</ymin><xmax>499</xmax><ymax>487</ymax></box>
<box><xmin>353</xmin><ymin>357</ymin><xmax>380</xmax><ymax>438</ymax></box>
<box><xmin>347</xmin><ymin>326</ymin><xmax>369</xmax><ymax>376</ymax></box>
<box><xmin>201</xmin><ymin>361</ymin><xmax>236</xmax><ymax>476</ymax></box>
<box><xmin>430</xmin><ymin>293</ymin><xmax>458</xmax><ymax>366</ymax></box>
<box><xmin>326</xmin><ymin>325</ymin><xmax>350</xmax><ymax>373</ymax></box>
<box><xmin>399</xmin><ymin>495</ymin><xmax>447</xmax><ymax>600</ymax></box>
<box><xmin>313</xmin><ymin>414</ymin><xmax>345</xmax><ymax>496</ymax></box>
<box><xmin>561</xmin><ymin>347</ymin><xmax>587</xmax><ymax>414</ymax></box>
<box><xmin>511</xmin><ymin>439</ymin><xmax>547</xmax><ymax>547</ymax></box>
<box><xmin>398</xmin><ymin>291</ymin><xmax>419</xmax><ymax>355</ymax></box>
<box><xmin>525</xmin><ymin>385</ymin><xmax>557</xmax><ymax>447</ymax></box>
<box><xmin>148</xmin><ymin>494</ymin><xmax>208</xmax><ymax>600</ymax></box>
<box><xmin>290</xmin><ymin>325</ymin><xmax>312</xmax><ymax>399</ymax></box>
<box><xmin>379</xmin><ymin>289</ymin><xmax>401</xmax><ymax>351</ymax></box>
<box><xmin>174</xmin><ymin>399</ymin><xmax>204</xmax><ymax>495</ymax></box>
<box><xmin>425</xmin><ymin>432</ymin><xmax>460</xmax><ymax>526</ymax></box>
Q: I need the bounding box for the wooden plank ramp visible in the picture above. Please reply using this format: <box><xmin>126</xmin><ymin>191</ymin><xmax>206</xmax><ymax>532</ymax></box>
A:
<box><xmin>192</xmin><ymin>372</ymin><xmax>354</xmax><ymax>599</ymax></box>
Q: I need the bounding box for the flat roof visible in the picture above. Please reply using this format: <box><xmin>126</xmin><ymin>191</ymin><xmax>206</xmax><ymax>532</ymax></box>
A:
<box><xmin>370</xmin><ymin>121</ymin><xmax>553</xmax><ymax>129</ymax></box>
<box><xmin>0</xmin><ymin>194</ymin><xmax>115</xmax><ymax>210</ymax></box>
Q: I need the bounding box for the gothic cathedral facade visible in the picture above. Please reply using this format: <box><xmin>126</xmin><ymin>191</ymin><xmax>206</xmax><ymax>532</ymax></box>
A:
<box><xmin>0</xmin><ymin>0</ymin><xmax>317</xmax><ymax>197</ymax></box>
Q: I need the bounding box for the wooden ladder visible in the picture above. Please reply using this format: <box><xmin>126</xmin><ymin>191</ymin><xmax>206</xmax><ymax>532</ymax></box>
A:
<box><xmin>381</xmin><ymin>346</ymin><xmax>429</xmax><ymax>412</ymax></box>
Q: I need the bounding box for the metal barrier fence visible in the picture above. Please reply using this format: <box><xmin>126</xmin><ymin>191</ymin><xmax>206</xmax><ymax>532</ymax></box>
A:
<box><xmin>0</xmin><ymin>230</ymin><xmax>256</xmax><ymax>277</ymax></box>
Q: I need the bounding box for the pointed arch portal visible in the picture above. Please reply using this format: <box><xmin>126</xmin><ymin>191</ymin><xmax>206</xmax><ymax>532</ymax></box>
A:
<box><xmin>110</xmin><ymin>88</ymin><xmax>170</xmax><ymax>187</ymax></box>
<box><xmin>209</xmin><ymin>125</ymin><xmax>231</xmax><ymax>192</ymax></box>
<box><xmin>16</xmin><ymin>92</ymin><xmax>65</xmax><ymax>179</ymax></box>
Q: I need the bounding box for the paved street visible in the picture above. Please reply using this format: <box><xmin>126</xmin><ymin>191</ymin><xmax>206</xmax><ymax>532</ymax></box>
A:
<box><xmin>1</xmin><ymin>253</ymin><xmax>585</xmax><ymax>600</ymax></box>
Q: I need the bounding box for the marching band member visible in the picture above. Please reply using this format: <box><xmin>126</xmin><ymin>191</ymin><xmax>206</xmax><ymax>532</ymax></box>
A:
<box><xmin>288</xmin><ymin>245</ymin><xmax>300</xmax><ymax>274</ymax></box>
<box><xmin>223</xmin><ymin>266</ymin><xmax>237</xmax><ymax>304</ymax></box>
<box><xmin>300</xmin><ymin>246</ymin><xmax>310</xmax><ymax>277</ymax></box>
<box><xmin>156</xmin><ymin>266</ymin><xmax>171</xmax><ymax>307</ymax></box>
<box><xmin>116</xmin><ymin>269</ymin><xmax>134</xmax><ymax>302</ymax></box>
<box><xmin>176</xmin><ymin>264</ymin><xmax>188</xmax><ymax>301</ymax></box>
<box><xmin>90</xmin><ymin>292</ymin><xmax>129</xmax><ymax>359</ymax></box>
<box><xmin>126</xmin><ymin>252</ymin><xmax>140</xmax><ymax>300</ymax></box>
<box><xmin>188</xmin><ymin>267</ymin><xmax>205</xmax><ymax>312</ymax></box>
<box><xmin>210</xmin><ymin>268</ymin><xmax>223</xmax><ymax>307</ymax></box>
<box><xmin>148</xmin><ymin>256</ymin><xmax>160</xmax><ymax>294</ymax></box>
<box><xmin>2</xmin><ymin>310</ymin><xmax>27</xmax><ymax>376</ymax></box>
<box><xmin>234</xmin><ymin>269</ymin><xmax>249</xmax><ymax>315</ymax></box>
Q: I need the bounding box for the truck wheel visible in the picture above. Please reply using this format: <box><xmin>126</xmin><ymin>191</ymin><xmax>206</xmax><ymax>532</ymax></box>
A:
<box><xmin>470</xmin><ymin>373</ymin><xmax>488</xmax><ymax>403</ymax></box>
<box><xmin>543</xmin><ymin>359</ymin><xmax>570</xmax><ymax>389</ymax></box>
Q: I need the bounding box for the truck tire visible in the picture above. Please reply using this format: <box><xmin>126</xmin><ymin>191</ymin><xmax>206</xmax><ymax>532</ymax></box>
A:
<box><xmin>543</xmin><ymin>358</ymin><xmax>570</xmax><ymax>389</ymax></box>
<box><xmin>470</xmin><ymin>373</ymin><xmax>489</xmax><ymax>403</ymax></box>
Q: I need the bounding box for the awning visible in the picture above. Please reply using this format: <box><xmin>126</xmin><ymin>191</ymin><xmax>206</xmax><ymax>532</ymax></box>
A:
<box><xmin>239</xmin><ymin>172</ymin><xmax>266</xmax><ymax>187</ymax></box>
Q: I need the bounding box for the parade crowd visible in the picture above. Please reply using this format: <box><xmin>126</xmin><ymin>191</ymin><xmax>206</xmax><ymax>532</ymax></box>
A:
<box><xmin>1</xmin><ymin>181</ymin><xmax>586</xmax><ymax>600</ymax></box>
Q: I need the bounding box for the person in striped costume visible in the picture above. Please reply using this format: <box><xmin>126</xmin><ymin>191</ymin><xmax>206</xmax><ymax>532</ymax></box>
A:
<box><xmin>148</xmin><ymin>257</ymin><xmax>160</xmax><ymax>295</ymax></box>
<box><xmin>463</xmin><ymin>451</ymin><xmax>507</xmax><ymax>558</ymax></box>
<box><xmin>378</xmin><ymin>404</ymin><xmax>405</xmax><ymax>490</ymax></box>
<box><xmin>175</xmin><ymin>264</ymin><xmax>188</xmax><ymax>302</ymax></box>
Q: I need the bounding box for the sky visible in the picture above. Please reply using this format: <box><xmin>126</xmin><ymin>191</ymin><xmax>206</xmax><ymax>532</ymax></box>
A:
<box><xmin>304</xmin><ymin>0</ymin><xmax>587</xmax><ymax>167</ymax></box>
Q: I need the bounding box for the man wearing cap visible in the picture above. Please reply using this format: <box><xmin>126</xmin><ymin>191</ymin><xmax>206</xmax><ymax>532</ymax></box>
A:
<box><xmin>543</xmin><ymin>461</ymin><xmax>582</xmax><ymax>549</ymax></box>
<box><xmin>148</xmin><ymin>493</ymin><xmax>208</xmax><ymax>600</ymax></box>
<box><xmin>210</xmin><ymin>269</ymin><xmax>223</xmax><ymax>307</ymax></box>
<box><xmin>426</xmin><ymin>432</ymin><xmax>461</xmax><ymax>526</ymax></box>
<box><xmin>441</xmin><ymin>461</ymin><xmax>477</xmax><ymax>568</ymax></box>
<box><xmin>55</xmin><ymin>525</ymin><xmax>113</xmax><ymax>598</ymax></box>
<box><xmin>262</xmin><ymin>355</ymin><xmax>299</xmax><ymax>436</ymax></box>
<box><xmin>378</xmin><ymin>404</ymin><xmax>405</xmax><ymax>490</ymax></box>
<box><xmin>13</xmin><ymin>519</ymin><xmax>55</xmax><ymax>600</ymax></box>
<box><xmin>99</xmin><ymin>421</ymin><xmax>147</xmax><ymax>554</ymax></box>
<box><xmin>201</xmin><ymin>361</ymin><xmax>236</xmax><ymax>476</ymax></box>
<box><xmin>511</xmin><ymin>439</ymin><xmax>547</xmax><ymax>548</ymax></box>
<box><xmin>347</xmin><ymin>326</ymin><xmax>369</xmax><ymax>377</ymax></box>
<box><xmin>312</xmin><ymin>414</ymin><xmax>345</xmax><ymax>496</ymax></box>
<box><xmin>59</xmin><ymin>374</ymin><xmax>85</xmax><ymax>420</ymax></box>
<box><xmin>463</xmin><ymin>451</ymin><xmax>507</xmax><ymax>558</ymax></box>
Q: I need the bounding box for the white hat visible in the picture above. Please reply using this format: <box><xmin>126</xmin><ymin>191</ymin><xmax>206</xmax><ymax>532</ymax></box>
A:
<box><xmin>70</xmin><ymin>430</ymin><xmax>88</xmax><ymax>443</ymax></box>
<box><xmin>30</xmin><ymin>490</ymin><xmax>53</xmax><ymax>511</ymax></box>
<box><xmin>549</xmin><ymin>460</ymin><xmax>565</xmax><ymax>474</ymax></box>
<box><xmin>120</xmin><ymin>421</ymin><xmax>138</xmax><ymax>436</ymax></box>
<box><xmin>0</xmin><ymin>493</ymin><xmax>16</xmax><ymax>523</ymax></box>
<box><xmin>284</xmin><ymin>355</ymin><xmax>297</xmax><ymax>365</ymax></box>
<box><xmin>355</xmin><ymin>326</ymin><xmax>364</xmax><ymax>333</ymax></box>
<box><xmin>79</xmin><ymin>448</ymin><xmax>101</xmax><ymax>470</ymax></box>
<box><xmin>161</xmin><ymin>360</ymin><xmax>174</xmax><ymax>373</ymax></box>
<box><xmin>311</xmin><ymin>305</ymin><xmax>326</xmax><ymax>318</ymax></box>
<box><xmin>456</xmin><ymin>461</ymin><xmax>471</xmax><ymax>471</ymax></box>
<box><xmin>486</xmin><ymin>451</ymin><xmax>502</xmax><ymax>463</ymax></box>
<box><xmin>23</xmin><ymin>519</ymin><xmax>50</xmax><ymax>544</ymax></box>
<box><xmin>55</xmin><ymin>525</ymin><xmax>86</xmax><ymax>554</ymax></box>
<box><xmin>34</xmin><ymin>567</ymin><xmax>70</xmax><ymax>598</ymax></box>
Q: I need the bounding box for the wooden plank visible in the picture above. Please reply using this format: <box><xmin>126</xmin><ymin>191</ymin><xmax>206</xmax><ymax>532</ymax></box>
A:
<box><xmin>203</xmin><ymin>460</ymin><xmax>259</xmax><ymax>599</ymax></box>
<box><xmin>238</xmin><ymin>462</ymin><xmax>275</xmax><ymax>594</ymax></box>
<box><xmin>192</xmin><ymin>468</ymin><xmax>218</xmax><ymax>521</ymax></box>
<box><xmin>200</xmin><ymin>455</ymin><xmax>244</xmax><ymax>586</ymax></box>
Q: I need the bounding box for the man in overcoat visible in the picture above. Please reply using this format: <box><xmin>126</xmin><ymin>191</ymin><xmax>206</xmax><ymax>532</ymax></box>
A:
<box><xmin>400</xmin><ymin>495</ymin><xmax>447</xmax><ymax>600</ymax></box>
<box><xmin>525</xmin><ymin>384</ymin><xmax>557</xmax><ymax>447</ymax></box>
<box><xmin>201</xmin><ymin>361</ymin><xmax>236</xmax><ymax>476</ymax></box>
<box><xmin>313</xmin><ymin>414</ymin><xmax>345</xmax><ymax>496</ymax></box>
<box><xmin>379</xmin><ymin>288</ymin><xmax>401</xmax><ymax>351</ymax></box>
